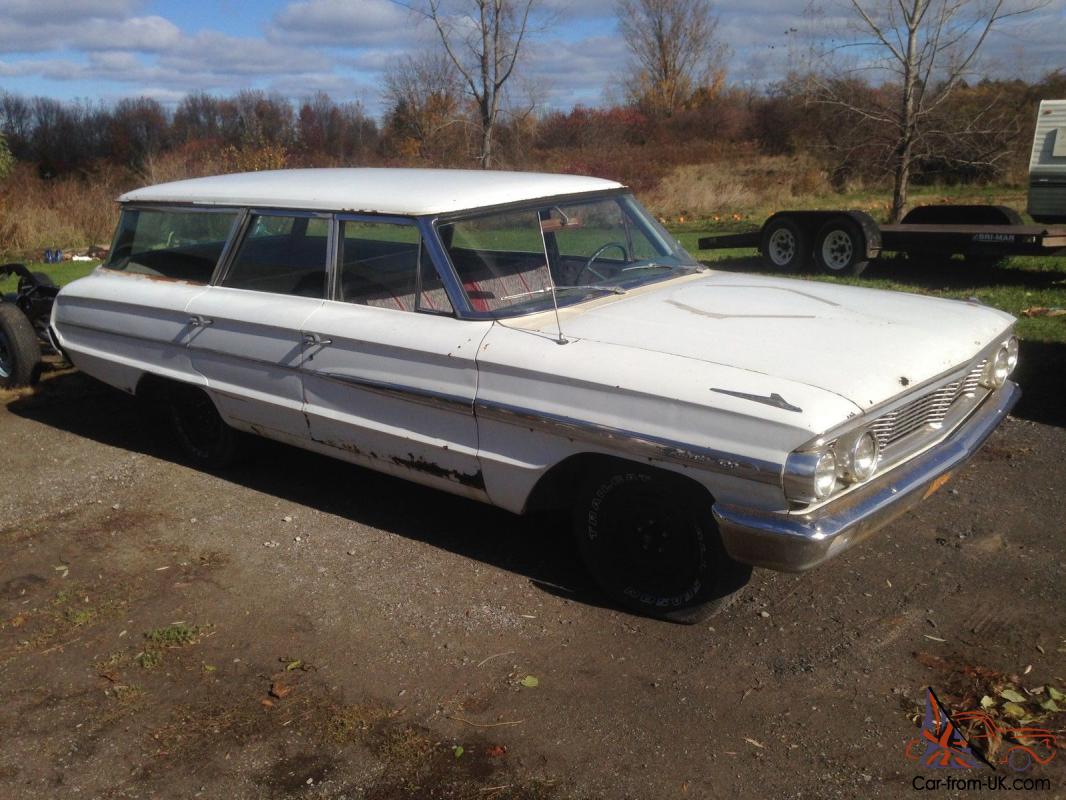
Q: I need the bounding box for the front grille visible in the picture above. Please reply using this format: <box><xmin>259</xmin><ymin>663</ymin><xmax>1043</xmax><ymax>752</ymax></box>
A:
<box><xmin>870</xmin><ymin>360</ymin><xmax>986</xmax><ymax>451</ymax></box>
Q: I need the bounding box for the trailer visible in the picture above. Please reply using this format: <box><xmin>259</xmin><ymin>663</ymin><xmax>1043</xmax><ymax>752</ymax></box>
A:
<box><xmin>0</xmin><ymin>264</ymin><xmax>60</xmax><ymax>388</ymax></box>
<box><xmin>697</xmin><ymin>205</ymin><xmax>1066</xmax><ymax>276</ymax></box>
<box><xmin>699</xmin><ymin>99</ymin><xmax>1066</xmax><ymax>276</ymax></box>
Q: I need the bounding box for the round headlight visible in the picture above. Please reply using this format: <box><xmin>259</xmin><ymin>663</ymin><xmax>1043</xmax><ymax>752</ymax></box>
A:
<box><xmin>813</xmin><ymin>449</ymin><xmax>837</xmax><ymax>500</ymax></box>
<box><xmin>990</xmin><ymin>346</ymin><xmax>1010</xmax><ymax>388</ymax></box>
<box><xmin>848</xmin><ymin>432</ymin><xmax>880</xmax><ymax>482</ymax></box>
<box><xmin>1005</xmin><ymin>336</ymin><xmax>1019</xmax><ymax>373</ymax></box>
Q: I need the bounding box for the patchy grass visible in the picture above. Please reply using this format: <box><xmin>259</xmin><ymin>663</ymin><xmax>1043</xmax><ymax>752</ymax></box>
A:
<box><xmin>0</xmin><ymin>260</ymin><xmax>99</xmax><ymax>294</ymax></box>
<box><xmin>136</xmin><ymin>623</ymin><xmax>203</xmax><ymax>670</ymax></box>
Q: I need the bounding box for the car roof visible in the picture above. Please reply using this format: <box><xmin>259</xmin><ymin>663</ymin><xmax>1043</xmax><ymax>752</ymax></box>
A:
<box><xmin>119</xmin><ymin>168</ymin><xmax>625</xmax><ymax>215</ymax></box>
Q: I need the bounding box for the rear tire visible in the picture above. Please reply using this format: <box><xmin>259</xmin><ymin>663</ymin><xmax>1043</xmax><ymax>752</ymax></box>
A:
<box><xmin>814</xmin><ymin>217</ymin><xmax>869</xmax><ymax>276</ymax></box>
<box><xmin>760</xmin><ymin>216</ymin><xmax>810</xmax><ymax>272</ymax></box>
<box><xmin>573</xmin><ymin>465</ymin><xmax>751</xmax><ymax>623</ymax></box>
<box><xmin>162</xmin><ymin>383</ymin><xmax>240</xmax><ymax>469</ymax></box>
<box><xmin>0</xmin><ymin>303</ymin><xmax>43</xmax><ymax>388</ymax></box>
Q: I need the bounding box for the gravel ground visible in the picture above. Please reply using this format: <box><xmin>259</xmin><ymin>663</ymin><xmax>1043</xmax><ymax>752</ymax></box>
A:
<box><xmin>1</xmin><ymin>367</ymin><xmax>1064</xmax><ymax>799</ymax></box>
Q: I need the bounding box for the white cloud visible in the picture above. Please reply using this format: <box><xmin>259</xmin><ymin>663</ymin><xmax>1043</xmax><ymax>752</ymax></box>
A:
<box><xmin>268</xmin><ymin>0</ymin><xmax>418</xmax><ymax>47</ymax></box>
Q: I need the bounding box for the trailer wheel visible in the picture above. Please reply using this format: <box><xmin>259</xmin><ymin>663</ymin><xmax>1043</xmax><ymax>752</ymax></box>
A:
<box><xmin>0</xmin><ymin>303</ymin><xmax>43</xmax><ymax>388</ymax></box>
<box><xmin>814</xmin><ymin>217</ymin><xmax>869</xmax><ymax>276</ymax></box>
<box><xmin>760</xmin><ymin>216</ymin><xmax>809</xmax><ymax>271</ymax></box>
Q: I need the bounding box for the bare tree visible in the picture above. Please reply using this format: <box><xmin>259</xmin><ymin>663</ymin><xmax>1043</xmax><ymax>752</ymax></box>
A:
<box><xmin>616</xmin><ymin>0</ymin><xmax>727</xmax><ymax>116</ymax></box>
<box><xmin>818</xmin><ymin>0</ymin><xmax>1047</xmax><ymax>222</ymax></box>
<box><xmin>383</xmin><ymin>51</ymin><xmax>466</xmax><ymax>162</ymax></box>
<box><xmin>411</xmin><ymin>0</ymin><xmax>539</xmax><ymax>168</ymax></box>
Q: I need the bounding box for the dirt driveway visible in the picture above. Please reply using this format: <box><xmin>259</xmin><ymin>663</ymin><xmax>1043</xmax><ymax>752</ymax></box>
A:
<box><xmin>1</xmin><ymin>367</ymin><xmax>1064</xmax><ymax>799</ymax></box>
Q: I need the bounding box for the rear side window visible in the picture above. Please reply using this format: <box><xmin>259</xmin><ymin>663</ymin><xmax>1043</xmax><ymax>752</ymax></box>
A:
<box><xmin>222</xmin><ymin>214</ymin><xmax>329</xmax><ymax>297</ymax></box>
<box><xmin>339</xmin><ymin>220</ymin><xmax>453</xmax><ymax>313</ymax></box>
<box><xmin>106</xmin><ymin>209</ymin><xmax>237</xmax><ymax>284</ymax></box>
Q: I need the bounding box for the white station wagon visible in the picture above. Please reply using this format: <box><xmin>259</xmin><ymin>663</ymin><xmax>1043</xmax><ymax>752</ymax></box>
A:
<box><xmin>51</xmin><ymin>168</ymin><xmax>1020</xmax><ymax>621</ymax></box>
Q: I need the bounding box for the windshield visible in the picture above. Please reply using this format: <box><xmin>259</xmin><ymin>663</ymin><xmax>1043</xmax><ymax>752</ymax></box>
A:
<box><xmin>436</xmin><ymin>193</ymin><xmax>699</xmax><ymax>316</ymax></box>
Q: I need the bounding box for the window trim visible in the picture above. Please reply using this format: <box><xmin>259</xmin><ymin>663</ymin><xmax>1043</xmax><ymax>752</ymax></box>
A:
<box><xmin>214</xmin><ymin>208</ymin><xmax>334</xmax><ymax>297</ymax></box>
<box><xmin>334</xmin><ymin>213</ymin><xmax>458</xmax><ymax>317</ymax></box>
<box><xmin>108</xmin><ymin>203</ymin><xmax>245</xmax><ymax>286</ymax></box>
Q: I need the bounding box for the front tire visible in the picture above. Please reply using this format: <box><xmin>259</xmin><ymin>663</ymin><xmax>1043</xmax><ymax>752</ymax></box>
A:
<box><xmin>0</xmin><ymin>303</ymin><xmax>42</xmax><ymax>388</ymax></box>
<box><xmin>573</xmin><ymin>465</ymin><xmax>751</xmax><ymax>623</ymax></box>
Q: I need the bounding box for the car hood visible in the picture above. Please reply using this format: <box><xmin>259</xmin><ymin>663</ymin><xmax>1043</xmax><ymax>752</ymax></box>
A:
<box><xmin>530</xmin><ymin>272</ymin><xmax>1015</xmax><ymax>410</ymax></box>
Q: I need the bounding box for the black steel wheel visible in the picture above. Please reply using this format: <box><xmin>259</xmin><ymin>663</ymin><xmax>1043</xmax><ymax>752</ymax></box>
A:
<box><xmin>0</xmin><ymin>303</ymin><xmax>43</xmax><ymax>388</ymax></box>
<box><xmin>574</xmin><ymin>465</ymin><xmax>751</xmax><ymax>623</ymax></box>
<box><xmin>760</xmin><ymin>215</ymin><xmax>810</xmax><ymax>272</ymax></box>
<box><xmin>164</xmin><ymin>383</ymin><xmax>239</xmax><ymax>468</ymax></box>
<box><xmin>813</xmin><ymin>216</ymin><xmax>869</xmax><ymax>276</ymax></box>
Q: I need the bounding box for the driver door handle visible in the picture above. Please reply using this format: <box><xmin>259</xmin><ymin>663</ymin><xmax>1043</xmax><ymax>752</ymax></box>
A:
<box><xmin>188</xmin><ymin>315</ymin><xmax>213</xmax><ymax>327</ymax></box>
<box><xmin>303</xmin><ymin>332</ymin><xmax>332</xmax><ymax>347</ymax></box>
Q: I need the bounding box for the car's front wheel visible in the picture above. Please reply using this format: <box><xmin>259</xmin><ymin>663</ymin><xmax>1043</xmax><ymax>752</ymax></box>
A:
<box><xmin>573</xmin><ymin>465</ymin><xmax>751</xmax><ymax>623</ymax></box>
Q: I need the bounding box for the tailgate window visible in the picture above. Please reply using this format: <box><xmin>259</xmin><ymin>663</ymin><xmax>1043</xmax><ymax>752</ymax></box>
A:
<box><xmin>106</xmin><ymin>208</ymin><xmax>238</xmax><ymax>284</ymax></box>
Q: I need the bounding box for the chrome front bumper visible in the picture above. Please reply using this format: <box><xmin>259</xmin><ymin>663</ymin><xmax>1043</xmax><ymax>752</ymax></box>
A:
<box><xmin>712</xmin><ymin>381</ymin><xmax>1020</xmax><ymax>572</ymax></box>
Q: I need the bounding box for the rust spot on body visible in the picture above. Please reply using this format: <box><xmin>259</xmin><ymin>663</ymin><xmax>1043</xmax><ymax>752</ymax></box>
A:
<box><xmin>390</xmin><ymin>453</ymin><xmax>484</xmax><ymax>489</ymax></box>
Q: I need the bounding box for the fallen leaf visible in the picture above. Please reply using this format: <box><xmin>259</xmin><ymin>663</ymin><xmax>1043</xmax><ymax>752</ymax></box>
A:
<box><xmin>260</xmin><ymin>698</ymin><xmax>274</xmax><ymax>708</ymax></box>
<box><xmin>486</xmin><ymin>744</ymin><xmax>508</xmax><ymax>758</ymax></box>
<box><xmin>743</xmin><ymin>737</ymin><xmax>765</xmax><ymax>749</ymax></box>
<box><xmin>519</xmin><ymin>675</ymin><xmax>539</xmax><ymax>688</ymax></box>
<box><xmin>999</xmin><ymin>688</ymin><xmax>1026</xmax><ymax>703</ymax></box>
<box><xmin>1002</xmin><ymin>702</ymin><xmax>1027</xmax><ymax>719</ymax></box>
<box><xmin>1039</xmin><ymin>699</ymin><xmax>1061</xmax><ymax>713</ymax></box>
<box><xmin>285</xmin><ymin>660</ymin><xmax>302</xmax><ymax>671</ymax></box>
<box><xmin>980</xmin><ymin>695</ymin><xmax>997</xmax><ymax>709</ymax></box>
<box><xmin>1024</xmin><ymin>664</ymin><xmax>1033</xmax><ymax>675</ymax></box>
<box><xmin>923</xmin><ymin>635</ymin><xmax>946</xmax><ymax>642</ymax></box>
<box><xmin>1037</xmin><ymin>644</ymin><xmax>1045</xmax><ymax>654</ymax></box>
<box><xmin>452</xmin><ymin>745</ymin><xmax>464</xmax><ymax>759</ymax></box>
<box><xmin>269</xmin><ymin>681</ymin><xmax>293</xmax><ymax>699</ymax></box>
<box><xmin>1048</xmin><ymin>687</ymin><xmax>1065</xmax><ymax>702</ymax></box>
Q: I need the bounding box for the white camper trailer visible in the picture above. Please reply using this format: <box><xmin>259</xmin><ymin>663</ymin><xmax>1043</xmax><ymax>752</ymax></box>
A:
<box><xmin>1029</xmin><ymin>99</ymin><xmax>1066</xmax><ymax>224</ymax></box>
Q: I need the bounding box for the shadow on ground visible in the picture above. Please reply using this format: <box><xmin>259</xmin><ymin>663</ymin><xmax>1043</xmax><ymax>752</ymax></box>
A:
<box><xmin>6</xmin><ymin>370</ymin><xmax>606</xmax><ymax>609</ymax></box>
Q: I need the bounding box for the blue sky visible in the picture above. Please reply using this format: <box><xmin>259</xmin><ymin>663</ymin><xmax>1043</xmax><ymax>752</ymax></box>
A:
<box><xmin>0</xmin><ymin>0</ymin><xmax>1063</xmax><ymax>117</ymax></box>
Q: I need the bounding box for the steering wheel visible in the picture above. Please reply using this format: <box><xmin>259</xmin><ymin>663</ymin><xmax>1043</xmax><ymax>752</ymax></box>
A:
<box><xmin>578</xmin><ymin>241</ymin><xmax>629</xmax><ymax>283</ymax></box>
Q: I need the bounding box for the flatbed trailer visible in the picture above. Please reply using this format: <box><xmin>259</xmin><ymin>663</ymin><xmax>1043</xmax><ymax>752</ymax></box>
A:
<box><xmin>697</xmin><ymin>205</ymin><xmax>1066</xmax><ymax>276</ymax></box>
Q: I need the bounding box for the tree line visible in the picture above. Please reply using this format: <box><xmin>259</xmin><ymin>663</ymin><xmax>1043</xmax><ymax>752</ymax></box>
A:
<box><xmin>0</xmin><ymin>0</ymin><xmax>1062</xmax><ymax>222</ymax></box>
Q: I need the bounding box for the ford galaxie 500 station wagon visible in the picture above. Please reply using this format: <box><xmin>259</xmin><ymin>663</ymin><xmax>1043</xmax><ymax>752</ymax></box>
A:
<box><xmin>51</xmin><ymin>169</ymin><xmax>1020</xmax><ymax>622</ymax></box>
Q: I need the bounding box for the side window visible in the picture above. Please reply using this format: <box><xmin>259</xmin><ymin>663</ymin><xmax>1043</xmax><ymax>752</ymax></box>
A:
<box><xmin>105</xmin><ymin>208</ymin><xmax>237</xmax><ymax>284</ymax></box>
<box><xmin>339</xmin><ymin>220</ymin><xmax>453</xmax><ymax>314</ymax></box>
<box><xmin>221</xmin><ymin>214</ymin><xmax>329</xmax><ymax>297</ymax></box>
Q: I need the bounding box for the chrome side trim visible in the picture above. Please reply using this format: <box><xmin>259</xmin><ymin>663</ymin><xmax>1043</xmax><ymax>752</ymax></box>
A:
<box><xmin>316</xmin><ymin>371</ymin><xmax>474</xmax><ymax>415</ymax></box>
<box><xmin>60</xmin><ymin>320</ymin><xmax>184</xmax><ymax>350</ymax></box>
<box><xmin>715</xmin><ymin>381</ymin><xmax>1019</xmax><ymax>571</ymax></box>
<box><xmin>474</xmin><ymin>398</ymin><xmax>782</xmax><ymax>485</ymax></box>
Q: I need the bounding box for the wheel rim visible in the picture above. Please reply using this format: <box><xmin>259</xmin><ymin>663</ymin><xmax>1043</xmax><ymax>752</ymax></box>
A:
<box><xmin>821</xmin><ymin>229</ymin><xmax>854</xmax><ymax>270</ymax></box>
<box><xmin>0</xmin><ymin>330</ymin><xmax>11</xmax><ymax>379</ymax></box>
<box><xmin>768</xmin><ymin>228</ymin><xmax>796</xmax><ymax>267</ymax></box>
<box><xmin>171</xmin><ymin>391</ymin><xmax>224</xmax><ymax>459</ymax></box>
<box><xmin>608</xmin><ymin>487</ymin><xmax>702</xmax><ymax>599</ymax></box>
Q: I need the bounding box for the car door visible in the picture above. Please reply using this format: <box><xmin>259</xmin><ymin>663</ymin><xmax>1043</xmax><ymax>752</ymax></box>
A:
<box><xmin>53</xmin><ymin>206</ymin><xmax>239</xmax><ymax>390</ymax></box>
<box><xmin>185</xmin><ymin>211</ymin><xmax>330</xmax><ymax>443</ymax></box>
<box><xmin>300</xmin><ymin>216</ymin><xmax>491</xmax><ymax>499</ymax></box>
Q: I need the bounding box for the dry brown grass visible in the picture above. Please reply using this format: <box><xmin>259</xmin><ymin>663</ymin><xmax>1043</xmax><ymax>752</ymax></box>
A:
<box><xmin>642</xmin><ymin>155</ymin><xmax>835</xmax><ymax>217</ymax></box>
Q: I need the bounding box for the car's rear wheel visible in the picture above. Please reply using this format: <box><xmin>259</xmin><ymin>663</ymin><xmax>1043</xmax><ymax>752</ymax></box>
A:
<box><xmin>163</xmin><ymin>383</ymin><xmax>240</xmax><ymax>468</ymax></box>
<box><xmin>0</xmin><ymin>303</ymin><xmax>43</xmax><ymax>388</ymax></box>
<box><xmin>573</xmin><ymin>465</ymin><xmax>751</xmax><ymax>623</ymax></box>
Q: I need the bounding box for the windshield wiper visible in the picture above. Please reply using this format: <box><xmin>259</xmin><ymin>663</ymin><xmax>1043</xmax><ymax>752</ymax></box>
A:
<box><xmin>500</xmin><ymin>284</ymin><xmax>626</xmax><ymax>302</ymax></box>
